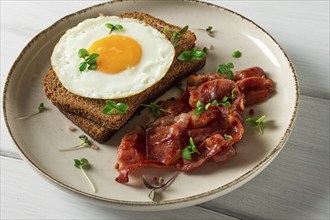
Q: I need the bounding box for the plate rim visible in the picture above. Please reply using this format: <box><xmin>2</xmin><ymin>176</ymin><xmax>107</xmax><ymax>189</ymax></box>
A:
<box><xmin>2</xmin><ymin>0</ymin><xmax>300</xmax><ymax>209</ymax></box>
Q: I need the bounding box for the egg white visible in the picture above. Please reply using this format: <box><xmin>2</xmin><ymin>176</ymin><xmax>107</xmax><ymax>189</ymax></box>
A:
<box><xmin>51</xmin><ymin>16</ymin><xmax>175</xmax><ymax>99</ymax></box>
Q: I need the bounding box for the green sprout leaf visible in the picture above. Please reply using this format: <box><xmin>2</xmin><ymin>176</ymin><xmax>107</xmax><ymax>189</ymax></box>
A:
<box><xmin>162</xmin><ymin>25</ymin><xmax>188</xmax><ymax>46</ymax></box>
<box><xmin>78</xmin><ymin>48</ymin><xmax>99</xmax><ymax>72</ymax></box>
<box><xmin>232</xmin><ymin>50</ymin><xmax>242</xmax><ymax>58</ymax></box>
<box><xmin>16</xmin><ymin>102</ymin><xmax>47</xmax><ymax>120</ymax></box>
<box><xmin>246</xmin><ymin>115</ymin><xmax>267</xmax><ymax>134</ymax></box>
<box><xmin>179</xmin><ymin>25</ymin><xmax>189</xmax><ymax>35</ymax></box>
<box><xmin>79</xmin><ymin>62</ymin><xmax>88</xmax><ymax>71</ymax></box>
<box><xmin>211</xmin><ymin>100</ymin><xmax>219</xmax><ymax>106</ymax></box>
<box><xmin>178</xmin><ymin>48</ymin><xmax>206</xmax><ymax>62</ymax></box>
<box><xmin>226</xmin><ymin>62</ymin><xmax>234</xmax><ymax>68</ymax></box>
<box><xmin>141</xmin><ymin>102</ymin><xmax>166</xmax><ymax>117</ymax></box>
<box><xmin>88</xmin><ymin>64</ymin><xmax>97</xmax><ymax>70</ymax></box>
<box><xmin>105</xmin><ymin>23</ymin><xmax>114</xmax><ymax>29</ymax></box>
<box><xmin>205</xmin><ymin>103</ymin><xmax>211</xmax><ymax>110</ymax></box>
<box><xmin>224</xmin><ymin>134</ymin><xmax>233</xmax><ymax>140</ymax></box>
<box><xmin>193</xmin><ymin>101</ymin><xmax>205</xmax><ymax>116</ymax></box>
<box><xmin>115</xmin><ymin>24</ymin><xmax>123</xmax><ymax>30</ymax></box>
<box><xmin>222</xmin><ymin>101</ymin><xmax>231</xmax><ymax>107</ymax></box>
<box><xmin>217</xmin><ymin>62</ymin><xmax>235</xmax><ymax>80</ymax></box>
<box><xmin>78</xmin><ymin>48</ymin><xmax>89</xmax><ymax>58</ymax></box>
<box><xmin>221</xmin><ymin>88</ymin><xmax>236</xmax><ymax>108</ymax></box>
<box><xmin>230</xmin><ymin>88</ymin><xmax>236</xmax><ymax>98</ymax></box>
<box><xmin>162</xmin><ymin>26</ymin><xmax>170</xmax><ymax>37</ymax></box>
<box><xmin>170</xmin><ymin>25</ymin><xmax>189</xmax><ymax>46</ymax></box>
<box><xmin>182</xmin><ymin>137</ymin><xmax>200</xmax><ymax>160</ymax></box>
<box><xmin>116</xmin><ymin>102</ymin><xmax>129</xmax><ymax>114</ymax></box>
<box><xmin>102</xmin><ymin>100</ymin><xmax>128</xmax><ymax>115</ymax></box>
<box><xmin>105</xmin><ymin>23</ymin><xmax>124</xmax><ymax>34</ymax></box>
<box><xmin>182</xmin><ymin>147</ymin><xmax>193</xmax><ymax>160</ymax></box>
<box><xmin>194</xmin><ymin>100</ymin><xmax>219</xmax><ymax>115</ymax></box>
<box><xmin>74</xmin><ymin>158</ymin><xmax>96</xmax><ymax>193</ymax></box>
<box><xmin>86</xmin><ymin>53</ymin><xmax>100</xmax><ymax>64</ymax></box>
<box><xmin>38</xmin><ymin>103</ymin><xmax>46</xmax><ymax>112</ymax></box>
<box><xmin>59</xmin><ymin>135</ymin><xmax>97</xmax><ymax>152</ymax></box>
<box><xmin>206</xmin><ymin>26</ymin><xmax>213</xmax><ymax>33</ymax></box>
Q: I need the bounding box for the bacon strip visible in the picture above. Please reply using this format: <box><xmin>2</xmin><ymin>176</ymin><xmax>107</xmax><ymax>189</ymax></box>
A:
<box><xmin>115</xmin><ymin>67</ymin><xmax>274</xmax><ymax>183</ymax></box>
<box><xmin>236</xmin><ymin>67</ymin><xmax>274</xmax><ymax>106</ymax></box>
<box><xmin>235</xmin><ymin>66</ymin><xmax>266</xmax><ymax>81</ymax></box>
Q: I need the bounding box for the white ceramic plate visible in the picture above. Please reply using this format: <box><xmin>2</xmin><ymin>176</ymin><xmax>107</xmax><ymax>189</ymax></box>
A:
<box><xmin>3</xmin><ymin>0</ymin><xmax>299</xmax><ymax>211</ymax></box>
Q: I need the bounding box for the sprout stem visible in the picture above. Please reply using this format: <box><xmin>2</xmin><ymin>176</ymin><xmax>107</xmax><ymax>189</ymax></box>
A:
<box><xmin>80</xmin><ymin>167</ymin><xmax>96</xmax><ymax>193</ymax></box>
<box><xmin>16</xmin><ymin>111</ymin><xmax>39</xmax><ymax>120</ymax></box>
<box><xmin>59</xmin><ymin>145</ymin><xmax>85</xmax><ymax>152</ymax></box>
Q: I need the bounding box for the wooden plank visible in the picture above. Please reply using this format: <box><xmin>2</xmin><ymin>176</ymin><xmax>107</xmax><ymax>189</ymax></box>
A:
<box><xmin>0</xmin><ymin>156</ymin><xmax>237</xmax><ymax>220</ymax></box>
<box><xmin>199</xmin><ymin>96</ymin><xmax>330</xmax><ymax>219</ymax></box>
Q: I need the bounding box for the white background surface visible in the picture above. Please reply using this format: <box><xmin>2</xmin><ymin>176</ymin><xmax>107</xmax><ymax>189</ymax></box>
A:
<box><xmin>1</xmin><ymin>1</ymin><xmax>329</xmax><ymax>219</ymax></box>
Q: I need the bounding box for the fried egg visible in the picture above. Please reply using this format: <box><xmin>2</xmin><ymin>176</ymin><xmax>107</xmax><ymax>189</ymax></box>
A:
<box><xmin>51</xmin><ymin>16</ymin><xmax>175</xmax><ymax>99</ymax></box>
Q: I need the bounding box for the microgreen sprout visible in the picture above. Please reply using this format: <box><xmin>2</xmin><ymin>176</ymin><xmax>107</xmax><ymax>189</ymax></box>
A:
<box><xmin>105</xmin><ymin>23</ymin><xmax>124</xmax><ymax>34</ymax></box>
<box><xmin>217</xmin><ymin>62</ymin><xmax>235</xmax><ymax>80</ymax></box>
<box><xmin>16</xmin><ymin>102</ymin><xmax>47</xmax><ymax>120</ymax></box>
<box><xmin>78</xmin><ymin>49</ymin><xmax>99</xmax><ymax>71</ymax></box>
<box><xmin>206</xmin><ymin>26</ymin><xmax>213</xmax><ymax>33</ymax></box>
<box><xmin>171</xmin><ymin>25</ymin><xmax>189</xmax><ymax>46</ymax></box>
<box><xmin>193</xmin><ymin>100</ymin><xmax>219</xmax><ymax>116</ymax></box>
<box><xmin>163</xmin><ymin>25</ymin><xmax>189</xmax><ymax>46</ymax></box>
<box><xmin>224</xmin><ymin>134</ymin><xmax>233</xmax><ymax>140</ymax></box>
<box><xmin>232</xmin><ymin>50</ymin><xmax>241</xmax><ymax>58</ymax></box>
<box><xmin>74</xmin><ymin>158</ymin><xmax>96</xmax><ymax>193</ymax></box>
<box><xmin>163</xmin><ymin>26</ymin><xmax>169</xmax><ymax>35</ymax></box>
<box><xmin>193</xmin><ymin>101</ymin><xmax>205</xmax><ymax>116</ymax></box>
<box><xmin>142</xmin><ymin>173</ymin><xmax>178</xmax><ymax>201</ymax></box>
<box><xmin>178</xmin><ymin>48</ymin><xmax>206</xmax><ymax>62</ymax></box>
<box><xmin>221</xmin><ymin>88</ymin><xmax>236</xmax><ymax>107</ymax></box>
<box><xmin>59</xmin><ymin>135</ymin><xmax>97</xmax><ymax>152</ymax></box>
<box><xmin>246</xmin><ymin>115</ymin><xmax>267</xmax><ymax>134</ymax></box>
<box><xmin>141</xmin><ymin>102</ymin><xmax>166</xmax><ymax>117</ymax></box>
<box><xmin>102</xmin><ymin>100</ymin><xmax>128</xmax><ymax>115</ymax></box>
<box><xmin>205</xmin><ymin>100</ymin><xmax>219</xmax><ymax>110</ymax></box>
<box><xmin>182</xmin><ymin>137</ymin><xmax>200</xmax><ymax>160</ymax></box>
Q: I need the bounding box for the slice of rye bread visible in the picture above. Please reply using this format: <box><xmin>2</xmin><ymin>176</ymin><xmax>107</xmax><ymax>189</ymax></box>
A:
<box><xmin>44</xmin><ymin>12</ymin><xmax>206</xmax><ymax>141</ymax></box>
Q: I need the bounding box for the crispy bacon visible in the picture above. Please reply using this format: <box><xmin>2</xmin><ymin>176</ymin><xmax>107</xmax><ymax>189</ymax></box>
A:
<box><xmin>235</xmin><ymin>66</ymin><xmax>266</xmax><ymax>81</ymax></box>
<box><xmin>159</xmin><ymin>91</ymin><xmax>191</xmax><ymax>117</ymax></box>
<box><xmin>187</xmin><ymin>73</ymin><xmax>221</xmax><ymax>90</ymax></box>
<box><xmin>211</xmin><ymin>145</ymin><xmax>236</xmax><ymax>162</ymax></box>
<box><xmin>234</xmin><ymin>66</ymin><xmax>274</xmax><ymax>106</ymax></box>
<box><xmin>115</xmin><ymin>67</ymin><xmax>274</xmax><ymax>183</ymax></box>
<box><xmin>189</xmin><ymin>79</ymin><xmax>238</xmax><ymax>107</ymax></box>
<box><xmin>236</xmin><ymin>76</ymin><xmax>274</xmax><ymax>106</ymax></box>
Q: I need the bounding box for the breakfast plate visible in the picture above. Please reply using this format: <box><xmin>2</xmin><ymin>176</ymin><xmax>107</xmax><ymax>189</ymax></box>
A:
<box><xmin>3</xmin><ymin>0</ymin><xmax>299</xmax><ymax>211</ymax></box>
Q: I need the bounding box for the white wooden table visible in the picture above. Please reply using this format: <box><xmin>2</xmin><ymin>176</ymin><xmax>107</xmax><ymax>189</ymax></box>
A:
<box><xmin>1</xmin><ymin>1</ymin><xmax>329</xmax><ymax>219</ymax></box>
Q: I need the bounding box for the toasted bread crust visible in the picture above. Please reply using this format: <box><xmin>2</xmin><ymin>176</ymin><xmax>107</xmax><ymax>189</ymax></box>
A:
<box><xmin>59</xmin><ymin>108</ymin><xmax>115</xmax><ymax>143</ymax></box>
<box><xmin>44</xmin><ymin>12</ymin><xmax>206</xmax><ymax>142</ymax></box>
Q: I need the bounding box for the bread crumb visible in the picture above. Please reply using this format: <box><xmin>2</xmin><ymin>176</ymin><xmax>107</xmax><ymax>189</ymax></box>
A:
<box><xmin>66</xmin><ymin>125</ymin><xmax>77</xmax><ymax>132</ymax></box>
<box><xmin>203</xmin><ymin>44</ymin><xmax>212</xmax><ymax>54</ymax></box>
<box><xmin>91</xmin><ymin>144</ymin><xmax>98</xmax><ymax>150</ymax></box>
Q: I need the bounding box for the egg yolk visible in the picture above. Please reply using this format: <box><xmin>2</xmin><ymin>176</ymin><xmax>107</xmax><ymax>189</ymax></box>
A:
<box><xmin>88</xmin><ymin>35</ymin><xmax>142</xmax><ymax>74</ymax></box>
